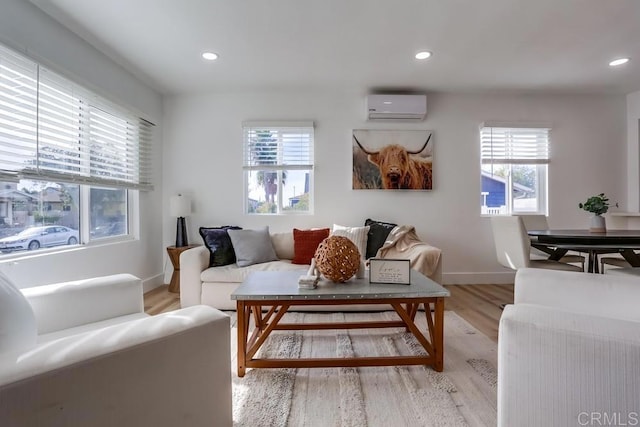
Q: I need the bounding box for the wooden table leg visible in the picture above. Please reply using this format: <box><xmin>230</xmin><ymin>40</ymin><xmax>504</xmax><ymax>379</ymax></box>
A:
<box><xmin>621</xmin><ymin>249</ymin><xmax>640</xmax><ymax>267</ymax></box>
<box><xmin>404</xmin><ymin>303</ymin><xmax>415</xmax><ymax>332</ymax></box>
<box><xmin>391</xmin><ymin>302</ymin><xmax>434</xmax><ymax>358</ymax></box>
<box><xmin>546</xmin><ymin>247</ymin><xmax>568</xmax><ymax>261</ymax></box>
<box><xmin>587</xmin><ymin>250</ymin><xmax>599</xmax><ymax>273</ymax></box>
<box><xmin>237</xmin><ymin>301</ymin><xmax>247</xmax><ymax>377</ymax></box>
<box><xmin>253</xmin><ymin>305</ymin><xmax>263</xmax><ymax>330</ymax></box>
<box><xmin>433</xmin><ymin>297</ymin><xmax>445</xmax><ymax>372</ymax></box>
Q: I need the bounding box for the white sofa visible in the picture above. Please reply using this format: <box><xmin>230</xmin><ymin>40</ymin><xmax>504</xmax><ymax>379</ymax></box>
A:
<box><xmin>181</xmin><ymin>230</ymin><xmax>443</xmax><ymax>310</ymax></box>
<box><xmin>0</xmin><ymin>274</ymin><xmax>232</xmax><ymax>427</ymax></box>
<box><xmin>498</xmin><ymin>268</ymin><xmax>640</xmax><ymax>427</ymax></box>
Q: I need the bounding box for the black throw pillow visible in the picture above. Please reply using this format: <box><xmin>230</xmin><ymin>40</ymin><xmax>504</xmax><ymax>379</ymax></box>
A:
<box><xmin>364</xmin><ymin>218</ymin><xmax>397</xmax><ymax>259</ymax></box>
<box><xmin>199</xmin><ymin>226</ymin><xmax>242</xmax><ymax>267</ymax></box>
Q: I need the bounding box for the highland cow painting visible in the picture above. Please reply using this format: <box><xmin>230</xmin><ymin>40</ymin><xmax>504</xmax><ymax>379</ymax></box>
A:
<box><xmin>352</xmin><ymin>129</ymin><xmax>433</xmax><ymax>190</ymax></box>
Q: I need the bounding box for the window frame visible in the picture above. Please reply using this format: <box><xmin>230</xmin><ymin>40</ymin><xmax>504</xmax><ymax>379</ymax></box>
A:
<box><xmin>0</xmin><ymin>42</ymin><xmax>147</xmax><ymax>257</ymax></box>
<box><xmin>242</xmin><ymin>122</ymin><xmax>314</xmax><ymax>215</ymax></box>
<box><xmin>82</xmin><ymin>185</ymin><xmax>136</xmax><ymax>245</ymax></box>
<box><xmin>0</xmin><ymin>180</ymin><xmax>136</xmax><ymax>260</ymax></box>
<box><xmin>480</xmin><ymin>125</ymin><xmax>550</xmax><ymax>216</ymax></box>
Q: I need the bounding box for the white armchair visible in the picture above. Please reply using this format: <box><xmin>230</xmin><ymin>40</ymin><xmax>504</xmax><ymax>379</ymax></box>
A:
<box><xmin>0</xmin><ymin>273</ymin><xmax>232</xmax><ymax>427</ymax></box>
<box><xmin>498</xmin><ymin>268</ymin><xmax>640</xmax><ymax>427</ymax></box>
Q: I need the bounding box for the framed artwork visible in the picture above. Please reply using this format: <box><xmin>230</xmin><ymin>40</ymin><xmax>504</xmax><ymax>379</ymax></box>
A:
<box><xmin>352</xmin><ymin>129</ymin><xmax>433</xmax><ymax>190</ymax></box>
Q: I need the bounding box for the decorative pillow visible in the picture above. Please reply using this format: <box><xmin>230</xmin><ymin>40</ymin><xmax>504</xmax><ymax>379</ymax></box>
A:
<box><xmin>365</xmin><ymin>218</ymin><xmax>398</xmax><ymax>259</ymax></box>
<box><xmin>332</xmin><ymin>224</ymin><xmax>369</xmax><ymax>261</ymax></box>
<box><xmin>199</xmin><ymin>226</ymin><xmax>242</xmax><ymax>267</ymax></box>
<box><xmin>0</xmin><ymin>270</ymin><xmax>37</xmax><ymax>353</ymax></box>
<box><xmin>271</xmin><ymin>231</ymin><xmax>295</xmax><ymax>260</ymax></box>
<box><xmin>292</xmin><ymin>228</ymin><xmax>330</xmax><ymax>264</ymax></box>
<box><xmin>228</xmin><ymin>226</ymin><xmax>279</xmax><ymax>267</ymax></box>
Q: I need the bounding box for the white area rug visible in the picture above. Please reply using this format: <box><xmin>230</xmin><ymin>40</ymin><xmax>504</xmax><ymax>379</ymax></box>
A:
<box><xmin>232</xmin><ymin>311</ymin><xmax>497</xmax><ymax>426</ymax></box>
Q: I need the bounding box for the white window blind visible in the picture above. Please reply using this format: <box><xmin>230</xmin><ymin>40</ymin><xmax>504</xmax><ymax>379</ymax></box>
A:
<box><xmin>0</xmin><ymin>45</ymin><xmax>37</xmax><ymax>181</ymax></box>
<box><xmin>242</xmin><ymin>122</ymin><xmax>314</xmax><ymax>170</ymax></box>
<box><xmin>0</xmin><ymin>43</ymin><xmax>154</xmax><ymax>190</ymax></box>
<box><xmin>481</xmin><ymin>126</ymin><xmax>550</xmax><ymax>165</ymax></box>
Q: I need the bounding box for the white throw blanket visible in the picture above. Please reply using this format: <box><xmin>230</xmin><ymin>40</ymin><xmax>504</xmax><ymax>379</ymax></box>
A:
<box><xmin>376</xmin><ymin>225</ymin><xmax>441</xmax><ymax>278</ymax></box>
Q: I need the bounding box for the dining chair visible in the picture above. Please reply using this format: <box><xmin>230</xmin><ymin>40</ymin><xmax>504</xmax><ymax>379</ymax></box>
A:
<box><xmin>516</xmin><ymin>214</ymin><xmax>586</xmax><ymax>270</ymax></box>
<box><xmin>491</xmin><ymin>216</ymin><xmax>584</xmax><ymax>272</ymax></box>
<box><xmin>601</xmin><ymin>255</ymin><xmax>631</xmax><ymax>273</ymax></box>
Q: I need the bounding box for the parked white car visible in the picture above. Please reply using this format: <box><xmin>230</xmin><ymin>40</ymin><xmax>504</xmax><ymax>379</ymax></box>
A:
<box><xmin>0</xmin><ymin>226</ymin><xmax>79</xmax><ymax>252</ymax></box>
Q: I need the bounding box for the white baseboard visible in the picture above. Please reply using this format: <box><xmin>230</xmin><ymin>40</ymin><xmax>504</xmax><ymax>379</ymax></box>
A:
<box><xmin>442</xmin><ymin>271</ymin><xmax>515</xmax><ymax>285</ymax></box>
<box><xmin>142</xmin><ymin>273</ymin><xmax>165</xmax><ymax>293</ymax></box>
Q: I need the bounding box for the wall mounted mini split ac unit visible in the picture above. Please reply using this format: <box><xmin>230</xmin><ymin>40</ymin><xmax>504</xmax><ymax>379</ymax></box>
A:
<box><xmin>366</xmin><ymin>94</ymin><xmax>427</xmax><ymax>121</ymax></box>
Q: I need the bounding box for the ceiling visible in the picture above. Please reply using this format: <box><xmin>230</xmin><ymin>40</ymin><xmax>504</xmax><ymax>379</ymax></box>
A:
<box><xmin>30</xmin><ymin>0</ymin><xmax>640</xmax><ymax>96</ymax></box>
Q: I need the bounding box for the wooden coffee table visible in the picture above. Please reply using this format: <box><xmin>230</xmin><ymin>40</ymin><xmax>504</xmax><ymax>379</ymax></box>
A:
<box><xmin>231</xmin><ymin>270</ymin><xmax>450</xmax><ymax>377</ymax></box>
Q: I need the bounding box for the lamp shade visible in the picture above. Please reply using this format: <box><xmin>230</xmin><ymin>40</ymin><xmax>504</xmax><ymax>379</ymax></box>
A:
<box><xmin>170</xmin><ymin>194</ymin><xmax>192</xmax><ymax>217</ymax></box>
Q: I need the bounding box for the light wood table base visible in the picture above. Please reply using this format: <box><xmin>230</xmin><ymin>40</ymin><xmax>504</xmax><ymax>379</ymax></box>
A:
<box><xmin>166</xmin><ymin>245</ymin><xmax>199</xmax><ymax>293</ymax></box>
<box><xmin>236</xmin><ymin>297</ymin><xmax>445</xmax><ymax>377</ymax></box>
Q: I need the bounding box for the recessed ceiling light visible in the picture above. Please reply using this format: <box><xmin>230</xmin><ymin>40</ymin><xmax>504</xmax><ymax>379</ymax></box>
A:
<box><xmin>202</xmin><ymin>52</ymin><xmax>219</xmax><ymax>61</ymax></box>
<box><xmin>415</xmin><ymin>51</ymin><xmax>432</xmax><ymax>60</ymax></box>
<box><xmin>383</xmin><ymin>101</ymin><xmax>393</xmax><ymax>105</ymax></box>
<box><xmin>609</xmin><ymin>57</ymin><xmax>629</xmax><ymax>67</ymax></box>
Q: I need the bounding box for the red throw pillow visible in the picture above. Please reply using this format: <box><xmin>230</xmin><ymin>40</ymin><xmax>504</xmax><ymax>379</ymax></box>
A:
<box><xmin>292</xmin><ymin>228</ymin><xmax>330</xmax><ymax>264</ymax></box>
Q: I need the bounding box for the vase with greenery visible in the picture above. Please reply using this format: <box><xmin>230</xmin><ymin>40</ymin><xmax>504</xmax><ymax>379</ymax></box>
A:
<box><xmin>578</xmin><ymin>193</ymin><xmax>616</xmax><ymax>232</ymax></box>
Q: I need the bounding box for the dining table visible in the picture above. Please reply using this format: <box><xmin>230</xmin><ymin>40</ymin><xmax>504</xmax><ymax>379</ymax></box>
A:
<box><xmin>527</xmin><ymin>229</ymin><xmax>640</xmax><ymax>273</ymax></box>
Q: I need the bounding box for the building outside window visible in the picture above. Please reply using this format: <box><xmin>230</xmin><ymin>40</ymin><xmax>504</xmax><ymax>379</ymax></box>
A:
<box><xmin>0</xmin><ymin>43</ymin><xmax>151</xmax><ymax>255</ymax></box>
<box><xmin>480</xmin><ymin>125</ymin><xmax>549</xmax><ymax>215</ymax></box>
<box><xmin>242</xmin><ymin>122</ymin><xmax>314</xmax><ymax>214</ymax></box>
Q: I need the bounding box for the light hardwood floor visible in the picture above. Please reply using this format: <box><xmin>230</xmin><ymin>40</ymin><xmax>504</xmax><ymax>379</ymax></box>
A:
<box><xmin>144</xmin><ymin>283</ymin><xmax>514</xmax><ymax>342</ymax></box>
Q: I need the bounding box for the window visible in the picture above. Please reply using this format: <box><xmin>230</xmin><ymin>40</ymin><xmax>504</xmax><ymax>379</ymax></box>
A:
<box><xmin>480</xmin><ymin>125</ymin><xmax>549</xmax><ymax>215</ymax></box>
<box><xmin>242</xmin><ymin>122</ymin><xmax>314</xmax><ymax>214</ymax></box>
<box><xmin>0</xmin><ymin>43</ymin><xmax>152</xmax><ymax>254</ymax></box>
<box><xmin>89</xmin><ymin>187</ymin><xmax>128</xmax><ymax>239</ymax></box>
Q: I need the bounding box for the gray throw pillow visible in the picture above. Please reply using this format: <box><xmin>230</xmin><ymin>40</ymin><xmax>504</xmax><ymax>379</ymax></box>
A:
<box><xmin>227</xmin><ymin>226</ymin><xmax>278</xmax><ymax>267</ymax></box>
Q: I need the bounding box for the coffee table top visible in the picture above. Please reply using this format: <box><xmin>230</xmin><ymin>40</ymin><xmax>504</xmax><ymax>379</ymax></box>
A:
<box><xmin>231</xmin><ymin>270</ymin><xmax>449</xmax><ymax>301</ymax></box>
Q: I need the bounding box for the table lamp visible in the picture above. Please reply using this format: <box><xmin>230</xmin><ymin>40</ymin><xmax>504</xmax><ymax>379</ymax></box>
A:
<box><xmin>170</xmin><ymin>194</ymin><xmax>192</xmax><ymax>247</ymax></box>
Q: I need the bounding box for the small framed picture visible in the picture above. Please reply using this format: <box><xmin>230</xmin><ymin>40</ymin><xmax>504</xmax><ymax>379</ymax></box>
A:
<box><xmin>369</xmin><ymin>259</ymin><xmax>411</xmax><ymax>285</ymax></box>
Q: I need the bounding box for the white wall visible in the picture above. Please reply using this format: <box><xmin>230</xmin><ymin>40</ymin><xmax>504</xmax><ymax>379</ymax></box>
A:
<box><xmin>163</xmin><ymin>90</ymin><xmax>626</xmax><ymax>284</ymax></box>
<box><xmin>0</xmin><ymin>0</ymin><xmax>164</xmax><ymax>290</ymax></box>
